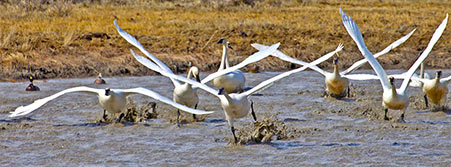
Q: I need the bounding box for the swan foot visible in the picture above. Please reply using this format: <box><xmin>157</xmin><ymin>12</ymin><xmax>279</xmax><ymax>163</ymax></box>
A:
<box><xmin>423</xmin><ymin>94</ymin><xmax>429</xmax><ymax>108</ymax></box>
<box><xmin>347</xmin><ymin>86</ymin><xmax>351</xmax><ymax>98</ymax></box>
<box><xmin>192</xmin><ymin>103</ymin><xmax>198</xmax><ymax>121</ymax></box>
<box><xmin>398</xmin><ymin>112</ymin><xmax>406</xmax><ymax>123</ymax></box>
<box><xmin>250</xmin><ymin>100</ymin><xmax>257</xmax><ymax>122</ymax></box>
<box><xmin>231</xmin><ymin>126</ymin><xmax>238</xmax><ymax>143</ymax></box>
<box><xmin>383</xmin><ymin>109</ymin><xmax>389</xmax><ymax>120</ymax></box>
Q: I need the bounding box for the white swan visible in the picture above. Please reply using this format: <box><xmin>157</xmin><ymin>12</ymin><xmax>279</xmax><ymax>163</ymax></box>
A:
<box><xmin>415</xmin><ymin>71</ymin><xmax>451</xmax><ymax>110</ymax></box>
<box><xmin>9</xmin><ymin>86</ymin><xmax>214</xmax><ymax>121</ymax></box>
<box><xmin>213</xmin><ymin>38</ymin><xmax>246</xmax><ymax>93</ymax></box>
<box><xmin>252</xmin><ymin>28</ymin><xmax>416</xmax><ymax>98</ymax></box>
<box><xmin>340</xmin><ymin>9</ymin><xmax>448</xmax><ymax>121</ymax></box>
<box><xmin>115</xmin><ymin>20</ymin><xmax>279</xmax><ymax>124</ymax></box>
<box><xmin>130</xmin><ymin>43</ymin><xmax>341</xmax><ymax>142</ymax></box>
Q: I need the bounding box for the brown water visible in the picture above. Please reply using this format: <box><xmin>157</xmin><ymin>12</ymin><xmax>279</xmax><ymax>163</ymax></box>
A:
<box><xmin>0</xmin><ymin>70</ymin><xmax>450</xmax><ymax>166</ymax></box>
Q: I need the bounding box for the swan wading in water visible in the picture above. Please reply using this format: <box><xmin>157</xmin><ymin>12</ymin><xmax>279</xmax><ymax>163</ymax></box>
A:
<box><xmin>26</xmin><ymin>76</ymin><xmax>40</xmax><ymax>91</ymax></box>
<box><xmin>115</xmin><ymin>20</ymin><xmax>275</xmax><ymax>125</ymax></box>
<box><xmin>213</xmin><ymin>38</ymin><xmax>246</xmax><ymax>93</ymax></box>
<box><xmin>252</xmin><ymin>28</ymin><xmax>416</xmax><ymax>98</ymax></box>
<box><xmin>9</xmin><ymin>86</ymin><xmax>214</xmax><ymax>122</ymax></box>
<box><xmin>340</xmin><ymin>9</ymin><xmax>448</xmax><ymax>121</ymax></box>
<box><xmin>94</xmin><ymin>73</ymin><xmax>106</xmax><ymax>84</ymax></box>
<box><xmin>130</xmin><ymin>43</ymin><xmax>341</xmax><ymax>143</ymax></box>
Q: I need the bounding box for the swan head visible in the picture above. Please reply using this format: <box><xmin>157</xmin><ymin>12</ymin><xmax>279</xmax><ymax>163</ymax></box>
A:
<box><xmin>217</xmin><ymin>38</ymin><xmax>233</xmax><ymax>49</ymax></box>
<box><xmin>218</xmin><ymin>88</ymin><xmax>226</xmax><ymax>95</ymax></box>
<box><xmin>105</xmin><ymin>88</ymin><xmax>111</xmax><ymax>96</ymax></box>
<box><xmin>189</xmin><ymin>66</ymin><xmax>201</xmax><ymax>82</ymax></box>
<box><xmin>389</xmin><ymin>76</ymin><xmax>395</xmax><ymax>85</ymax></box>
<box><xmin>436</xmin><ymin>71</ymin><xmax>442</xmax><ymax>78</ymax></box>
<box><xmin>333</xmin><ymin>57</ymin><xmax>339</xmax><ymax>65</ymax></box>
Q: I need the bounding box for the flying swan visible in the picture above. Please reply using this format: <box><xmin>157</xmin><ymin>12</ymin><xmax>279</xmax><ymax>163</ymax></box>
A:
<box><xmin>340</xmin><ymin>8</ymin><xmax>448</xmax><ymax>121</ymax></box>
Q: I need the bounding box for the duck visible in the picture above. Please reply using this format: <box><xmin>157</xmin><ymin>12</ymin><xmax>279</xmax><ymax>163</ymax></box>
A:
<box><xmin>94</xmin><ymin>73</ymin><xmax>106</xmax><ymax>84</ymax></box>
<box><xmin>26</xmin><ymin>76</ymin><xmax>40</xmax><ymax>91</ymax></box>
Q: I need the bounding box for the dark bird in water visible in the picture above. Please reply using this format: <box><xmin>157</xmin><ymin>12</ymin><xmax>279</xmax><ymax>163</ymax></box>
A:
<box><xmin>94</xmin><ymin>73</ymin><xmax>106</xmax><ymax>84</ymax></box>
<box><xmin>26</xmin><ymin>76</ymin><xmax>40</xmax><ymax>91</ymax></box>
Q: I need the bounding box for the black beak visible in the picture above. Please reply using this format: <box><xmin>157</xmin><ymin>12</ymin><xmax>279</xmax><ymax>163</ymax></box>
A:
<box><xmin>217</xmin><ymin>38</ymin><xmax>225</xmax><ymax>44</ymax></box>
<box><xmin>333</xmin><ymin>58</ymin><xmax>338</xmax><ymax>65</ymax></box>
<box><xmin>437</xmin><ymin>71</ymin><xmax>442</xmax><ymax>78</ymax></box>
<box><xmin>218</xmin><ymin>88</ymin><xmax>225</xmax><ymax>95</ymax></box>
<box><xmin>227</xmin><ymin>43</ymin><xmax>233</xmax><ymax>50</ymax></box>
<box><xmin>105</xmin><ymin>88</ymin><xmax>111</xmax><ymax>96</ymax></box>
<box><xmin>389</xmin><ymin>77</ymin><xmax>395</xmax><ymax>85</ymax></box>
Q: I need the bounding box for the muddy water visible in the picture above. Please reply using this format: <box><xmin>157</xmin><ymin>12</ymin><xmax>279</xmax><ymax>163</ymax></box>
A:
<box><xmin>0</xmin><ymin>70</ymin><xmax>450</xmax><ymax>166</ymax></box>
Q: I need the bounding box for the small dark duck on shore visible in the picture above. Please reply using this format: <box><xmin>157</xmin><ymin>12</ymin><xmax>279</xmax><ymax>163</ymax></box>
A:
<box><xmin>26</xmin><ymin>76</ymin><xmax>40</xmax><ymax>91</ymax></box>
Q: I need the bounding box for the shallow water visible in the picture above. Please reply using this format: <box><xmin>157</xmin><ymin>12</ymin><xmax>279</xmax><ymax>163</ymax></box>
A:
<box><xmin>0</xmin><ymin>70</ymin><xmax>450</xmax><ymax>166</ymax></box>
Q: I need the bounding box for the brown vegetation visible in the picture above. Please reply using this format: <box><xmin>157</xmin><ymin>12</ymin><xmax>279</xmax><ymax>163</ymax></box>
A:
<box><xmin>0</xmin><ymin>0</ymin><xmax>450</xmax><ymax>81</ymax></box>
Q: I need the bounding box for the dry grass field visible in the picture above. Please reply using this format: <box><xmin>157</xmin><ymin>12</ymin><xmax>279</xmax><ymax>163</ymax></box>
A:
<box><xmin>0</xmin><ymin>0</ymin><xmax>450</xmax><ymax>80</ymax></box>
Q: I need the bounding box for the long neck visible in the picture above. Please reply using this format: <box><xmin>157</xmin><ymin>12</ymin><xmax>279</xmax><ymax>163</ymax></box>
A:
<box><xmin>221</xmin><ymin>92</ymin><xmax>233</xmax><ymax>104</ymax></box>
<box><xmin>219</xmin><ymin>45</ymin><xmax>229</xmax><ymax>70</ymax></box>
<box><xmin>434</xmin><ymin>76</ymin><xmax>440</xmax><ymax>85</ymax></box>
<box><xmin>391</xmin><ymin>84</ymin><xmax>397</xmax><ymax>96</ymax></box>
<box><xmin>333</xmin><ymin>64</ymin><xmax>339</xmax><ymax>76</ymax></box>
<box><xmin>186</xmin><ymin>70</ymin><xmax>194</xmax><ymax>87</ymax></box>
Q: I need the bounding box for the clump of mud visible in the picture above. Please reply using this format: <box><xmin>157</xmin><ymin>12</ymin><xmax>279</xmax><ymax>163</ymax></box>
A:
<box><xmin>233</xmin><ymin>116</ymin><xmax>298</xmax><ymax>145</ymax></box>
<box><xmin>98</xmin><ymin>99</ymin><xmax>158</xmax><ymax>123</ymax></box>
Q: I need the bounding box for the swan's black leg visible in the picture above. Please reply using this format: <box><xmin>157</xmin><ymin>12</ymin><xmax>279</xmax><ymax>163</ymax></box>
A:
<box><xmin>384</xmin><ymin>108</ymin><xmax>389</xmax><ymax>120</ymax></box>
<box><xmin>347</xmin><ymin>86</ymin><xmax>351</xmax><ymax>98</ymax></box>
<box><xmin>103</xmin><ymin>110</ymin><xmax>107</xmax><ymax>120</ymax></box>
<box><xmin>399</xmin><ymin>111</ymin><xmax>406</xmax><ymax>123</ymax></box>
<box><xmin>192</xmin><ymin>103</ymin><xmax>198</xmax><ymax>120</ymax></box>
<box><xmin>231</xmin><ymin>126</ymin><xmax>237</xmax><ymax>143</ymax></box>
<box><xmin>117</xmin><ymin>113</ymin><xmax>125</xmax><ymax>123</ymax></box>
<box><xmin>424</xmin><ymin>94</ymin><xmax>429</xmax><ymax>108</ymax></box>
<box><xmin>250</xmin><ymin>100</ymin><xmax>257</xmax><ymax>122</ymax></box>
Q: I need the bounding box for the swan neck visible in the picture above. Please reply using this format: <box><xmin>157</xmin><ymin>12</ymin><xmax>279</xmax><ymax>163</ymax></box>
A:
<box><xmin>390</xmin><ymin>84</ymin><xmax>397</xmax><ymax>95</ymax></box>
<box><xmin>333</xmin><ymin>64</ymin><xmax>339</xmax><ymax>76</ymax></box>
<box><xmin>221</xmin><ymin>92</ymin><xmax>232</xmax><ymax>103</ymax></box>
<box><xmin>221</xmin><ymin>45</ymin><xmax>229</xmax><ymax>69</ymax></box>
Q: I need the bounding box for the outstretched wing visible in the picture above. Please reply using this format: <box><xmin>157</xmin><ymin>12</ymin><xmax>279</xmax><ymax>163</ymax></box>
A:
<box><xmin>251</xmin><ymin>43</ymin><xmax>329</xmax><ymax>76</ymax></box>
<box><xmin>10</xmin><ymin>87</ymin><xmax>101</xmax><ymax>117</ymax></box>
<box><xmin>131</xmin><ymin>49</ymin><xmax>220</xmax><ymax>97</ymax></box>
<box><xmin>114</xmin><ymin>20</ymin><xmax>181</xmax><ymax>87</ymax></box>
<box><xmin>340</xmin><ymin>8</ymin><xmax>391</xmax><ymax>90</ymax></box>
<box><xmin>241</xmin><ymin>45</ymin><xmax>337</xmax><ymax>97</ymax></box>
<box><xmin>200</xmin><ymin>43</ymin><xmax>280</xmax><ymax>84</ymax></box>
<box><xmin>341</xmin><ymin>28</ymin><xmax>416</xmax><ymax>75</ymax></box>
<box><xmin>118</xmin><ymin>88</ymin><xmax>214</xmax><ymax>115</ymax></box>
<box><xmin>399</xmin><ymin>14</ymin><xmax>448</xmax><ymax>93</ymax></box>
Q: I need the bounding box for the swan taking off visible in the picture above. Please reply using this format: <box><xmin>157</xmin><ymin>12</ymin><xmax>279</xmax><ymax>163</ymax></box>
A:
<box><xmin>114</xmin><ymin>20</ymin><xmax>203</xmax><ymax>124</ymax></box>
<box><xmin>410</xmin><ymin>71</ymin><xmax>451</xmax><ymax>110</ymax></box>
<box><xmin>213</xmin><ymin>38</ymin><xmax>246</xmax><ymax>93</ymax></box>
<box><xmin>26</xmin><ymin>76</ymin><xmax>40</xmax><ymax>91</ymax></box>
<box><xmin>9</xmin><ymin>86</ymin><xmax>213</xmax><ymax>122</ymax></box>
<box><xmin>115</xmin><ymin>20</ymin><xmax>280</xmax><ymax>125</ymax></box>
<box><xmin>340</xmin><ymin>9</ymin><xmax>448</xmax><ymax>122</ymax></box>
<box><xmin>130</xmin><ymin>43</ymin><xmax>341</xmax><ymax>143</ymax></box>
<box><xmin>252</xmin><ymin>27</ymin><xmax>415</xmax><ymax>98</ymax></box>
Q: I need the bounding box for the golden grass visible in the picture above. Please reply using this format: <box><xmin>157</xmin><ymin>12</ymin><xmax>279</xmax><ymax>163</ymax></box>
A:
<box><xmin>0</xmin><ymin>0</ymin><xmax>450</xmax><ymax>80</ymax></box>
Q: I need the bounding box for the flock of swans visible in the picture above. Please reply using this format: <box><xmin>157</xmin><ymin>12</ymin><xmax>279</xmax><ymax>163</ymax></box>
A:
<box><xmin>9</xmin><ymin>9</ymin><xmax>449</xmax><ymax>143</ymax></box>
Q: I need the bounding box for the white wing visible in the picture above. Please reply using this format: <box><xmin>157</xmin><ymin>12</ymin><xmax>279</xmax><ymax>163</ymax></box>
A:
<box><xmin>117</xmin><ymin>88</ymin><xmax>214</xmax><ymax>115</ymax></box>
<box><xmin>131</xmin><ymin>49</ymin><xmax>220</xmax><ymax>97</ymax></box>
<box><xmin>10</xmin><ymin>86</ymin><xmax>102</xmax><ymax>117</ymax></box>
<box><xmin>241</xmin><ymin>45</ymin><xmax>338</xmax><ymax>97</ymax></box>
<box><xmin>200</xmin><ymin>43</ymin><xmax>280</xmax><ymax>84</ymax></box>
<box><xmin>341</xmin><ymin>28</ymin><xmax>416</xmax><ymax>75</ymax></box>
<box><xmin>343</xmin><ymin>74</ymin><xmax>380</xmax><ymax>80</ymax></box>
<box><xmin>114</xmin><ymin>20</ymin><xmax>181</xmax><ymax>87</ymax></box>
<box><xmin>340</xmin><ymin>9</ymin><xmax>391</xmax><ymax>90</ymax></box>
<box><xmin>250</xmin><ymin>43</ymin><xmax>328</xmax><ymax>75</ymax></box>
<box><xmin>441</xmin><ymin>75</ymin><xmax>451</xmax><ymax>83</ymax></box>
<box><xmin>399</xmin><ymin>14</ymin><xmax>448</xmax><ymax>93</ymax></box>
